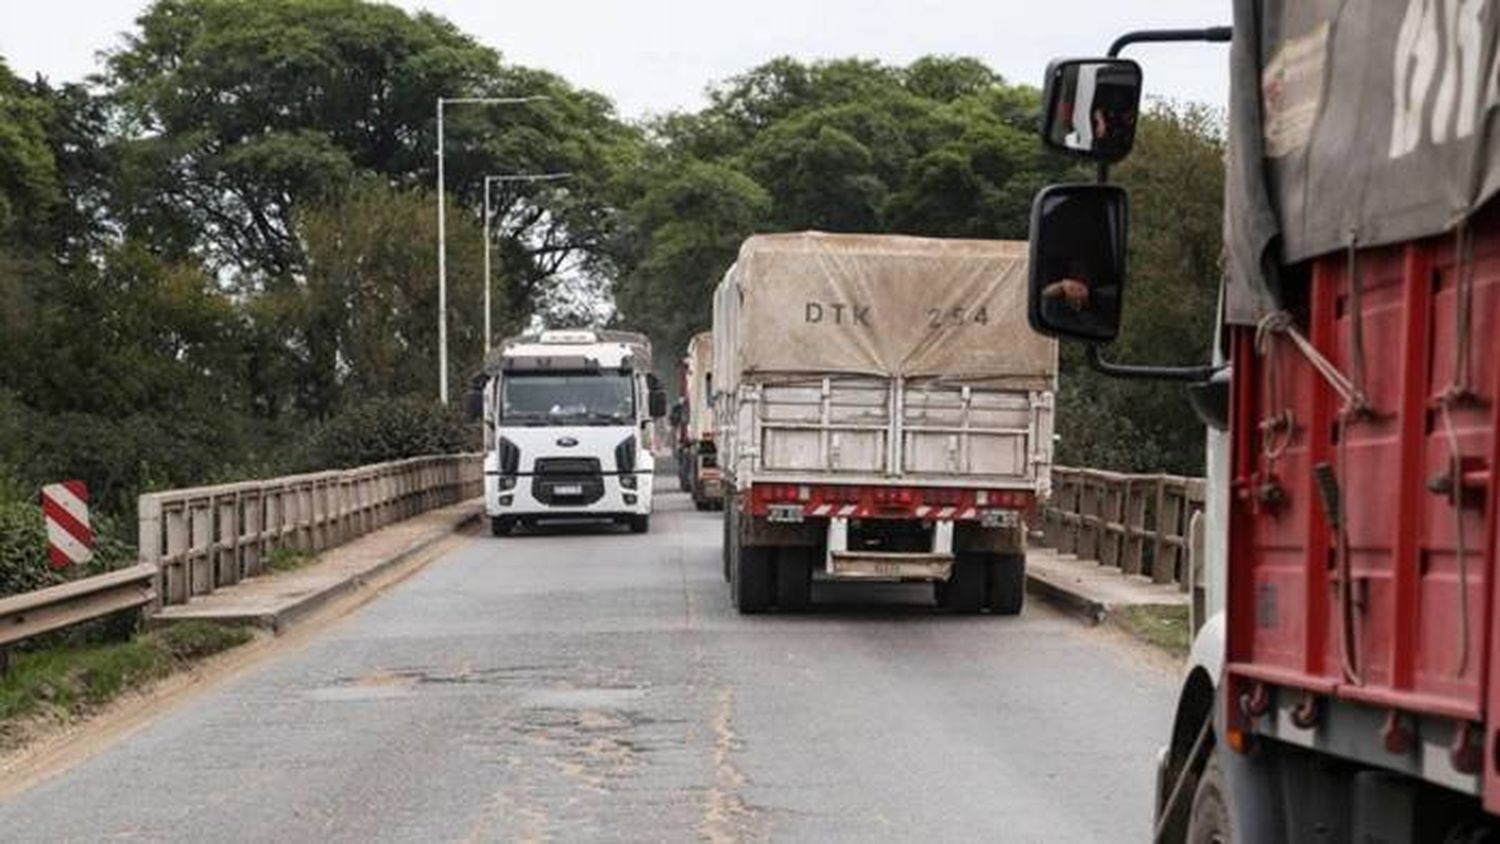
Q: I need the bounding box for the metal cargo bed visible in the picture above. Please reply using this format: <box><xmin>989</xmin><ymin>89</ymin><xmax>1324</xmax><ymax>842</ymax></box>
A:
<box><xmin>725</xmin><ymin>375</ymin><xmax>1053</xmax><ymax>491</ymax></box>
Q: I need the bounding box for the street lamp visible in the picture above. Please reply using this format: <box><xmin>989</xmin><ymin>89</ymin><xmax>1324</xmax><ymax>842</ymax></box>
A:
<box><xmin>435</xmin><ymin>95</ymin><xmax>546</xmax><ymax>404</ymax></box>
<box><xmin>482</xmin><ymin>172</ymin><xmax>573</xmax><ymax>354</ymax></box>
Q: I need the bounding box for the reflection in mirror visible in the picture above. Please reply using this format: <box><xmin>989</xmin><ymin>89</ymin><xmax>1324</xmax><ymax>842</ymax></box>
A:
<box><xmin>1027</xmin><ymin>184</ymin><xmax>1129</xmax><ymax>343</ymax></box>
<box><xmin>1041</xmin><ymin>59</ymin><xmax>1142</xmax><ymax>163</ymax></box>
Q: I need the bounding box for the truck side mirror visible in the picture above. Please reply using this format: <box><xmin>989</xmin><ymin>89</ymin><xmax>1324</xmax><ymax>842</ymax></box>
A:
<box><xmin>1039</xmin><ymin>57</ymin><xmax>1142</xmax><ymax>163</ymax></box>
<box><xmin>1027</xmin><ymin>183</ymin><xmax>1129</xmax><ymax>344</ymax></box>
<box><xmin>1187</xmin><ymin>365</ymin><xmax>1231</xmax><ymax>431</ymax></box>
<box><xmin>649</xmin><ymin>390</ymin><xmax>668</xmax><ymax>420</ymax></box>
<box><xmin>464</xmin><ymin>387</ymin><xmax>485</xmax><ymax>422</ymax></box>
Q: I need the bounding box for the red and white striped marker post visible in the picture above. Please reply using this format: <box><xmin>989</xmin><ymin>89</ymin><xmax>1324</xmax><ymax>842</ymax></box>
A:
<box><xmin>40</xmin><ymin>480</ymin><xmax>94</xmax><ymax>569</ymax></box>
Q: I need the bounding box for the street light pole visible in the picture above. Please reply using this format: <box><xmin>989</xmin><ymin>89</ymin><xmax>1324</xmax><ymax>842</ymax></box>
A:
<box><xmin>434</xmin><ymin>95</ymin><xmax>546</xmax><ymax>404</ymax></box>
<box><xmin>482</xmin><ymin>172</ymin><xmax>572</xmax><ymax>355</ymax></box>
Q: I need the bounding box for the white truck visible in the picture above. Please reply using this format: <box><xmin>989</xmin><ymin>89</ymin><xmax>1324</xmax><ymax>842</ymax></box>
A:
<box><xmin>676</xmin><ymin>331</ymin><xmax>723</xmax><ymax>511</ymax></box>
<box><xmin>713</xmin><ymin>232</ymin><xmax>1058</xmax><ymax>613</ymax></box>
<box><xmin>471</xmin><ymin>329</ymin><xmax>667</xmax><ymax>536</ymax></box>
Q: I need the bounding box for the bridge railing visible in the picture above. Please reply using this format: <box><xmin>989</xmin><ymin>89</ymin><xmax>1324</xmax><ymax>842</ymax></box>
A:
<box><xmin>1041</xmin><ymin>467</ymin><xmax>1205</xmax><ymax>591</ymax></box>
<box><xmin>138</xmin><ymin>454</ymin><xmax>482</xmax><ymax>607</ymax></box>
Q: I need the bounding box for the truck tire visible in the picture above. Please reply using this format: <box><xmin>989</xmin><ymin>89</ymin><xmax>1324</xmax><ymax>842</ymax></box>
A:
<box><xmin>629</xmin><ymin>514</ymin><xmax>651</xmax><ymax>534</ymax></box>
<box><xmin>775</xmin><ymin>547</ymin><xmax>813</xmax><ymax>611</ymax></box>
<box><xmin>937</xmin><ymin>554</ymin><xmax>987</xmax><ymax>613</ymax></box>
<box><xmin>986</xmin><ymin>552</ymin><xmax>1026</xmax><ymax>615</ymax></box>
<box><xmin>1186</xmin><ymin>753</ymin><xmax>1230</xmax><ymax>844</ymax></box>
<box><xmin>734</xmin><ymin>545</ymin><xmax>774</xmax><ymax>614</ymax></box>
<box><xmin>721</xmin><ymin>507</ymin><xmax>732</xmax><ymax>582</ymax></box>
<box><xmin>490</xmin><ymin>516</ymin><xmax>515</xmax><ymax>537</ymax></box>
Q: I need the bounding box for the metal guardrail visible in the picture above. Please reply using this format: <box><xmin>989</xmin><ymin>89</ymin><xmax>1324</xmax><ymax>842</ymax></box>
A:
<box><xmin>138</xmin><ymin>454</ymin><xmax>482</xmax><ymax>607</ymax></box>
<box><xmin>0</xmin><ymin>563</ymin><xmax>158</xmax><ymax>648</ymax></box>
<box><xmin>1041</xmin><ymin>467</ymin><xmax>1205</xmax><ymax>591</ymax></box>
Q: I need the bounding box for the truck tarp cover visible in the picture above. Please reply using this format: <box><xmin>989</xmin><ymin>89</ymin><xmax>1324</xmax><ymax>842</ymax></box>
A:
<box><xmin>723</xmin><ymin>232</ymin><xmax>1055</xmax><ymax>386</ymax></box>
<box><xmin>1226</xmin><ymin>0</ymin><xmax>1500</xmax><ymax>324</ymax></box>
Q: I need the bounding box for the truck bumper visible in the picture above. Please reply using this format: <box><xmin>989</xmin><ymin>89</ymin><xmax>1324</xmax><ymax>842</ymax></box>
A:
<box><xmin>823</xmin><ymin>517</ymin><xmax>955</xmax><ymax>582</ymax></box>
<box><xmin>486</xmin><ymin>472</ymin><xmax>653</xmax><ymax>519</ymax></box>
<box><xmin>695</xmin><ymin>474</ymin><xmax>725</xmax><ymax>502</ymax></box>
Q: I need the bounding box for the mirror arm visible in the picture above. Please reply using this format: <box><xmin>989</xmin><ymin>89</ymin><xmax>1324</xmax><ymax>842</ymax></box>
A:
<box><xmin>1096</xmin><ymin>26</ymin><xmax>1233</xmax><ymax>183</ymax></box>
<box><xmin>1107</xmin><ymin>26</ymin><xmax>1232</xmax><ymax>58</ymax></box>
<box><xmin>1085</xmin><ymin>344</ymin><xmax>1221</xmax><ymax>383</ymax></box>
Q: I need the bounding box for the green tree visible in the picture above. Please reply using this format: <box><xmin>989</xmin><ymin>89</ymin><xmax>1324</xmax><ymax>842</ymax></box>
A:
<box><xmin>612</xmin><ymin>160</ymin><xmax>770</xmax><ymax>370</ymax></box>
<box><xmin>1052</xmin><ymin>101</ymin><xmax>1226</xmax><ymax>474</ymax></box>
<box><xmin>290</xmin><ymin>180</ymin><xmax>486</xmax><ymax>412</ymax></box>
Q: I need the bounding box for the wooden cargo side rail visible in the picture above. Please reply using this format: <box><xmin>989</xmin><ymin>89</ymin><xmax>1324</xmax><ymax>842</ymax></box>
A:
<box><xmin>1041</xmin><ymin>466</ymin><xmax>1205</xmax><ymax>590</ymax></box>
<box><xmin>138</xmin><ymin>454</ymin><xmax>482</xmax><ymax>607</ymax></box>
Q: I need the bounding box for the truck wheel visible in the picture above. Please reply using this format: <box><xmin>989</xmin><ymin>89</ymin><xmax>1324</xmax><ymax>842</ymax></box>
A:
<box><xmin>721</xmin><ymin>508</ymin><xmax>732</xmax><ymax>582</ymax></box>
<box><xmin>629</xmin><ymin>514</ymin><xmax>651</xmax><ymax>534</ymax></box>
<box><xmin>775</xmin><ymin>548</ymin><xmax>813</xmax><ymax>611</ymax></box>
<box><xmin>937</xmin><ymin>554</ymin><xmax>986</xmax><ymax>613</ymax></box>
<box><xmin>986</xmin><ymin>552</ymin><xmax>1026</xmax><ymax>615</ymax></box>
<box><xmin>490</xmin><ymin>516</ymin><xmax>515</xmax><ymax>537</ymax></box>
<box><xmin>734</xmin><ymin>545</ymin><xmax>774</xmax><ymax>613</ymax></box>
<box><xmin>1186</xmin><ymin>753</ymin><xmax>1230</xmax><ymax>844</ymax></box>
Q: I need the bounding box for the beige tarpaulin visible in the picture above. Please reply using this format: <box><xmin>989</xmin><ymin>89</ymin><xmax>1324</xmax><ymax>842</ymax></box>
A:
<box><xmin>717</xmin><ymin>232</ymin><xmax>1056</xmax><ymax>388</ymax></box>
<box><xmin>684</xmin><ymin>331</ymin><xmax>714</xmax><ymax>439</ymax></box>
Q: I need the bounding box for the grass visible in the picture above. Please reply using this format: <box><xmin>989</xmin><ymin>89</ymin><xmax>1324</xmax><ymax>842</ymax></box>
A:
<box><xmin>0</xmin><ymin>621</ymin><xmax>254</xmax><ymax>728</ymax></box>
<box><xmin>266</xmin><ymin>546</ymin><xmax>311</xmax><ymax>573</ymax></box>
<box><xmin>1110</xmin><ymin>604</ymin><xmax>1191</xmax><ymax>657</ymax></box>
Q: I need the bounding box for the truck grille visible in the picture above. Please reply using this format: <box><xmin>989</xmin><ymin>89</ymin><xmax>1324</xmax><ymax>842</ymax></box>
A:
<box><xmin>534</xmin><ymin>457</ymin><xmax>601</xmax><ymax>476</ymax></box>
<box><xmin>531</xmin><ymin>457</ymin><xmax>604</xmax><ymax>506</ymax></box>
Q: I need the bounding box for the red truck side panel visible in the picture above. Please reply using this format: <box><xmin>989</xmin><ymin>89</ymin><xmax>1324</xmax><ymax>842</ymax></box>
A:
<box><xmin>1225</xmin><ymin>200</ymin><xmax>1500</xmax><ymax>804</ymax></box>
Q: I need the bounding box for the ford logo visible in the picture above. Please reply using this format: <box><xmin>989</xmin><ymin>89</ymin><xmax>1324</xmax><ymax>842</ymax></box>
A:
<box><xmin>556</xmin><ymin>436</ymin><xmax>579</xmax><ymax>448</ymax></box>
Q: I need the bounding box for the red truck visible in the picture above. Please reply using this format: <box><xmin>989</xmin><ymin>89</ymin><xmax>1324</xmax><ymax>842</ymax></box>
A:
<box><xmin>1026</xmin><ymin>4</ymin><xmax>1500</xmax><ymax>840</ymax></box>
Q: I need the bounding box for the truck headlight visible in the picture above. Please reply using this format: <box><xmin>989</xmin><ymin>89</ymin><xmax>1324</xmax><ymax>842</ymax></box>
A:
<box><xmin>499</xmin><ymin>437</ymin><xmax>520</xmax><ymax>474</ymax></box>
<box><xmin>615</xmin><ymin>435</ymin><xmax>637</xmax><ymax>474</ymax></box>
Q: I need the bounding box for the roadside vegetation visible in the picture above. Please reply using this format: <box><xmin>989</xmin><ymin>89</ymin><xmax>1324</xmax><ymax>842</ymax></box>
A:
<box><xmin>0</xmin><ymin>621</ymin><xmax>253</xmax><ymax>743</ymax></box>
<box><xmin>1110</xmin><ymin>605</ymin><xmax>1192</xmax><ymax>657</ymax></box>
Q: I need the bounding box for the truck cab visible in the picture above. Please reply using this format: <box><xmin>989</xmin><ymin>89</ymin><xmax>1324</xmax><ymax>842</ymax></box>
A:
<box><xmin>476</xmin><ymin>329</ymin><xmax>666</xmax><ymax>536</ymax></box>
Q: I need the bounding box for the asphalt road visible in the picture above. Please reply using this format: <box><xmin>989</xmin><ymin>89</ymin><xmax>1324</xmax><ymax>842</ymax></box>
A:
<box><xmin>0</xmin><ymin>491</ymin><xmax>1177</xmax><ymax>842</ymax></box>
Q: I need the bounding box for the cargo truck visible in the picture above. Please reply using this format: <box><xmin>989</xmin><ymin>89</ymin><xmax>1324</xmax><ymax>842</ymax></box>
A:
<box><xmin>678</xmin><ymin>331</ymin><xmax>723</xmax><ymax>510</ymax></box>
<box><xmin>1024</xmin><ymin>5</ymin><xmax>1500</xmax><ymax>840</ymax></box>
<box><xmin>471</xmin><ymin>329</ymin><xmax>667</xmax><ymax>536</ymax></box>
<box><xmin>713</xmin><ymin>232</ymin><xmax>1058</xmax><ymax>614</ymax></box>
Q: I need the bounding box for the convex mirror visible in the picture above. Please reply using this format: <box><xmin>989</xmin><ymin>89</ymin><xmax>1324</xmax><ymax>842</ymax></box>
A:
<box><xmin>1040</xmin><ymin>58</ymin><xmax>1143</xmax><ymax>163</ymax></box>
<box><xmin>1027</xmin><ymin>183</ymin><xmax>1129</xmax><ymax>344</ymax></box>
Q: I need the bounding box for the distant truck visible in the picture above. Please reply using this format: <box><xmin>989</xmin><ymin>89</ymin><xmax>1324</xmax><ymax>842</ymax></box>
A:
<box><xmin>471</xmin><ymin>329</ymin><xmax>667</xmax><ymax>536</ymax></box>
<box><xmin>712</xmin><ymin>232</ymin><xmax>1057</xmax><ymax>613</ymax></box>
<box><xmin>675</xmin><ymin>331</ymin><xmax>723</xmax><ymax>511</ymax></box>
<box><xmin>1024</xmin><ymin>7</ymin><xmax>1500</xmax><ymax>840</ymax></box>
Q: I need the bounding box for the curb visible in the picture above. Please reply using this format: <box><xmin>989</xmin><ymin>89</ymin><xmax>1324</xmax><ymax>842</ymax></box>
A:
<box><xmin>153</xmin><ymin>508</ymin><xmax>480</xmax><ymax>635</ymax></box>
<box><xmin>1025</xmin><ymin>571</ymin><xmax>1109</xmax><ymax>626</ymax></box>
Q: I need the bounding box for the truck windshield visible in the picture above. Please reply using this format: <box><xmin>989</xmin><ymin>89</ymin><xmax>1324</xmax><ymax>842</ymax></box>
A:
<box><xmin>500</xmin><ymin>371</ymin><xmax>635</xmax><ymax>426</ymax></box>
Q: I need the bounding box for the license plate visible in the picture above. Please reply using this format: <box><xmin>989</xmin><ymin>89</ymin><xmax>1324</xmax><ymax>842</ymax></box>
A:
<box><xmin>554</xmin><ymin>484</ymin><xmax>584</xmax><ymax>496</ymax></box>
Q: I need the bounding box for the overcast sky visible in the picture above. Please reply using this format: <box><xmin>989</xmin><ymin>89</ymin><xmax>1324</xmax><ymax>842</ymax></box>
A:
<box><xmin>0</xmin><ymin>0</ymin><xmax>1231</xmax><ymax>117</ymax></box>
